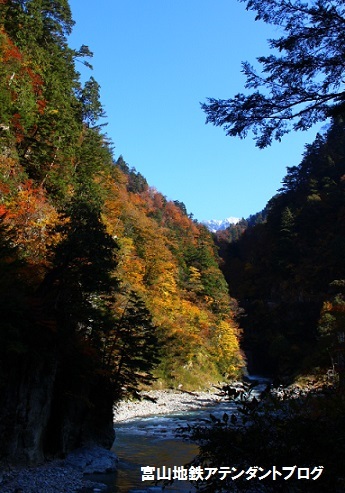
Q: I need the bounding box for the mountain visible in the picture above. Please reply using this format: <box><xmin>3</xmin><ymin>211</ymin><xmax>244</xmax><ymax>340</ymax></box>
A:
<box><xmin>202</xmin><ymin>217</ymin><xmax>240</xmax><ymax>232</ymax></box>
<box><xmin>0</xmin><ymin>3</ymin><xmax>244</xmax><ymax>465</ymax></box>
<box><xmin>218</xmin><ymin>116</ymin><xmax>345</xmax><ymax>378</ymax></box>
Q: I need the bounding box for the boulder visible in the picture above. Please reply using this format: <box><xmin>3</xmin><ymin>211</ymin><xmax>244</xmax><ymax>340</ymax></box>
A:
<box><xmin>65</xmin><ymin>446</ymin><xmax>118</xmax><ymax>474</ymax></box>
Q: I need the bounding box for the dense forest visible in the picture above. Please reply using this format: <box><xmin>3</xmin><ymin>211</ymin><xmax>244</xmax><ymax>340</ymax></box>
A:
<box><xmin>208</xmin><ymin>0</ymin><xmax>345</xmax><ymax>384</ymax></box>
<box><xmin>0</xmin><ymin>0</ymin><xmax>243</xmax><ymax>464</ymax></box>
<box><xmin>217</xmin><ymin>116</ymin><xmax>345</xmax><ymax>381</ymax></box>
<box><xmin>185</xmin><ymin>0</ymin><xmax>345</xmax><ymax>489</ymax></box>
<box><xmin>184</xmin><ymin>116</ymin><xmax>345</xmax><ymax>492</ymax></box>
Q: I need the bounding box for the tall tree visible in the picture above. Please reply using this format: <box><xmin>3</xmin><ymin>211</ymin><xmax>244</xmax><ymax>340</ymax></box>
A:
<box><xmin>104</xmin><ymin>292</ymin><xmax>160</xmax><ymax>398</ymax></box>
<box><xmin>202</xmin><ymin>0</ymin><xmax>345</xmax><ymax>148</ymax></box>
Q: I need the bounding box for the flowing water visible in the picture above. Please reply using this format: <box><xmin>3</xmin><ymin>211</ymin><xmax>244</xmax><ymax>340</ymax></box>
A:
<box><xmin>87</xmin><ymin>378</ymin><xmax>270</xmax><ymax>493</ymax></box>
<box><xmin>86</xmin><ymin>400</ymin><xmax>236</xmax><ymax>493</ymax></box>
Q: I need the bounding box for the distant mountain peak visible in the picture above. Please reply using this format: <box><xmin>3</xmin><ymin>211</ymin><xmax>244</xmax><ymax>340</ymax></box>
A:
<box><xmin>202</xmin><ymin>217</ymin><xmax>240</xmax><ymax>233</ymax></box>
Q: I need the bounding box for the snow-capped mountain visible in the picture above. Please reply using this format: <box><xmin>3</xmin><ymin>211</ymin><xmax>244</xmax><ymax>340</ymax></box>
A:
<box><xmin>202</xmin><ymin>217</ymin><xmax>240</xmax><ymax>233</ymax></box>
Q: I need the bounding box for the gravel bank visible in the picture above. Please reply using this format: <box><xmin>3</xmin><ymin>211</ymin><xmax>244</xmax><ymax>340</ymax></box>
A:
<box><xmin>0</xmin><ymin>460</ymin><xmax>107</xmax><ymax>493</ymax></box>
<box><xmin>0</xmin><ymin>446</ymin><xmax>117</xmax><ymax>493</ymax></box>
<box><xmin>114</xmin><ymin>389</ymin><xmax>223</xmax><ymax>422</ymax></box>
<box><xmin>0</xmin><ymin>390</ymin><xmax>223</xmax><ymax>492</ymax></box>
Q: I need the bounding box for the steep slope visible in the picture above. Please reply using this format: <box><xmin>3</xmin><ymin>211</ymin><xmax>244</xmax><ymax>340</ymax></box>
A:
<box><xmin>219</xmin><ymin>115</ymin><xmax>345</xmax><ymax>379</ymax></box>
<box><xmin>101</xmin><ymin>156</ymin><xmax>245</xmax><ymax>387</ymax></box>
<box><xmin>0</xmin><ymin>0</ymin><xmax>244</xmax><ymax>464</ymax></box>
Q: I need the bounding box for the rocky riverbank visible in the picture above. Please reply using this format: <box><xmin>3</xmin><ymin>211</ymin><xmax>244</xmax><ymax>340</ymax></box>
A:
<box><xmin>114</xmin><ymin>388</ymin><xmax>223</xmax><ymax>422</ymax></box>
<box><xmin>0</xmin><ymin>446</ymin><xmax>117</xmax><ymax>493</ymax></box>
<box><xmin>0</xmin><ymin>389</ymin><xmax>224</xmax><ymax>493</ymax></box>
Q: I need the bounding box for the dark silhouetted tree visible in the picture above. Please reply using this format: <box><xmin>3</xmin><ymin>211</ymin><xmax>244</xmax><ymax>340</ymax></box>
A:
<box><xmin>202</xmin><ymin>0</ymin><xmax>345</xmax><ymax>148</ymax></box>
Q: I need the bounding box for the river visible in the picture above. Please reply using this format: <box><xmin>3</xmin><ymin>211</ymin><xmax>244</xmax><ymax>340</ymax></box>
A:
<box><xmin>87</xmin><ymin>399</ymin><xmax>238</xmax><ymax>492</ymax></box>
<box><xmin>87</xmin><ymin>378</ymin><xmax>270</xmax><ymax>493</ymax></box>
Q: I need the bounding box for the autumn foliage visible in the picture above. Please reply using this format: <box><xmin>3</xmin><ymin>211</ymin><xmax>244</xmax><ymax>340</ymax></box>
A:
<box><xmin>100</xmin><ymin>158</ymin><xmax>245</xmax><ymax>386</ymax></box>
<box><xmin>0</xmin><ymin>3</ymin><xmax>244</xmax><ymax>463</ymax></box>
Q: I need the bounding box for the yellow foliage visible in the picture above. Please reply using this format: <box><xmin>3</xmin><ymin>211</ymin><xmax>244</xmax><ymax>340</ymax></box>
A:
<box><xmin>211</xmin><ymin>320</ymin><xmax>245</xmax><ymax>377</ymax></box>
<box><xmin>97</xmin><ymin>156</ymin><xmax>245</xmax><ymax>386</ymax></box>
<box><xmin>4</xmin><ymin>182</ymin><xmax>61</xmax><ymax>262</ymax></box>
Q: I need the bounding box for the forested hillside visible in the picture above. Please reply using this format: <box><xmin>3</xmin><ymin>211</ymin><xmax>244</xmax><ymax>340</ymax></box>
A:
<box><xmin>218</xmin><ymin>116</ymin><xmax>345</xmax><ymax>380</ymax></box>
<box><xmin>184</xmin><ymin>0</ymin><xmax>345</xmax><ymax>490</ymax></box>
<box><xmin>0</xmin><ymin>0</ymin><xmax>244</xmax><ymax>464</ymax></box>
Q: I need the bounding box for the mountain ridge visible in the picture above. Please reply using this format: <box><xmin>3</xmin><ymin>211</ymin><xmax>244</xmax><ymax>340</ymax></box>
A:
<box><xmin>202</xmin><ymin>216</ymin><xmax>240</xmax><ymax>232</ymax></box>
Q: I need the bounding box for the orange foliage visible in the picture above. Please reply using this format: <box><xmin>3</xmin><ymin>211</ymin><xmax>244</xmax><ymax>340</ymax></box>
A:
<box><xmin>97</xmin><ymin>162</ymin><xmax>245</xmax><ymax>385</ymax></box>
<box><xmin>4</xmin><ymin>180</ymin><xmax>60</xmax><ymax>261</ymax></box>
<box><xmin>0</xmin><ymin>29</ymin><xmax>22</xmax><ymax>63</ymax></box>
<box><xmin>0</xmin><ymin>27</ymin><xmax>47</xmax><ymax>131</ymax></box>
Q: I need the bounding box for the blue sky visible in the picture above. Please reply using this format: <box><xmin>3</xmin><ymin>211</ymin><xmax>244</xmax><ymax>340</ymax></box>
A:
<box><xmin>68</xmin><ymin>0</ymin><xmax>321</xmax><ymax>222</ymax></box>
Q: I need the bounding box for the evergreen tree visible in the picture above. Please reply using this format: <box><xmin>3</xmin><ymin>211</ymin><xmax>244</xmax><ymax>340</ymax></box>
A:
<box><xmin>221</xmin><ymin>115</ymin><xmax>345</xmax><ymax>377</ymax></box>
<box><xmin>202</xmin><ymin>0</ymin><xmax>345</xmax><ymax>148</ymax></box>
<box><xmin>105</xmin><ymin>292</ymin><xmax>160</xmax><ymax>398</ymax></box>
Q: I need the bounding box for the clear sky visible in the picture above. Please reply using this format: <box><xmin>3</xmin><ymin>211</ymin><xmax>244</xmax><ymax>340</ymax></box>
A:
<box><xmin>68</xmin><ymin>0</ymin><xmax>321</xmax><ymax>222</ymax></box>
